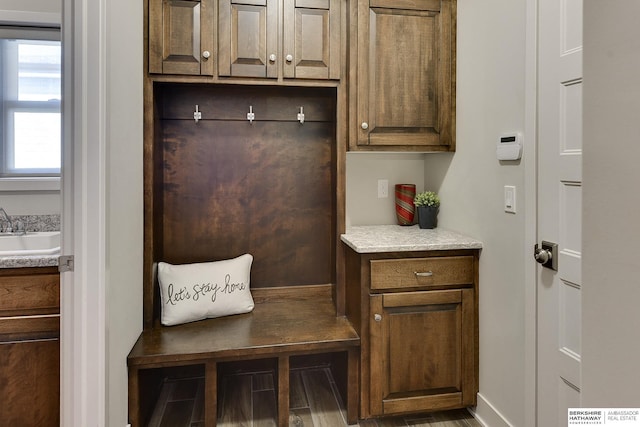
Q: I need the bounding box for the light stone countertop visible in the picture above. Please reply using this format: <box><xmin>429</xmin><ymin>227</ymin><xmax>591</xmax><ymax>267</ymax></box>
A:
<box><xmin>0</xmin><ymin>255</ymin><xmax>59</xmax><ymax>269</ymax></box>
<box><xmin>341</xmin><ymin>225</ymin><xmax>483</xmax><ymax>253</ymax></box>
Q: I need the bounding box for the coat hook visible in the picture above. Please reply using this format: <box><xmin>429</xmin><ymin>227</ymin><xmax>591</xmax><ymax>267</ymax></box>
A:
<box><xmin>297</xmin><ymin>106</ymin><xmax>305</xmax><ymax>124</ymax></box>
<box><xmin>194</xmin><ymin>105</ymin><xmax>202</xmax><ymax>123</ymax></box>
<box><xmin>247</xmin><ymin>105</ymin><xmax>255</xmax><ymax>124</ymax></box>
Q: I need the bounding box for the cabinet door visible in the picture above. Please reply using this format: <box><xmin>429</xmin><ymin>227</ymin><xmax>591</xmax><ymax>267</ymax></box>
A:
<box><xmin>369</xmin><ymin>289</ymin><xmax>475</xmax><ymax>416</ymax></box>
<box><xmin>218</xmin><ymin>0</ymin><xmax>278</xmax><ymax>78</ymax></box>
<box><xmin>0</xmin><ymin>339</ymin><xmax>60</xmax><ymax>425</ymax></box>
<box><xmin>149</xmin><ymin>0</ymin><xmax>215</xmax><ymax>75</ymax></box>
<box><xmin>283</xmin><ymin>0</ymin><xmax>340</xmax><ymax>79</ymax></box>
<box><xmin>356</xmin><ymin>0</ymin><xmax>455</xmax><ymax>149</ymax></box>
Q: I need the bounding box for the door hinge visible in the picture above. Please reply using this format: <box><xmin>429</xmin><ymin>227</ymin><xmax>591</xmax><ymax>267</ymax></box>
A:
<box><xmin>58</xmin><ymin>255</ymin><xmax>75</xmax><ymax>273</ymax></box>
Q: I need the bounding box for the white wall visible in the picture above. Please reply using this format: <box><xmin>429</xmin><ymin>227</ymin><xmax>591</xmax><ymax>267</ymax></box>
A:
<box><xmin>582</xmin><ymin>0</ymin><xmax>640</xmax><ymax>407</ymax></box>
<box><xmin>423</xmin><ymin>0</ymin><xmax>528</xmax><ymax>425</ymax></box>
<box><xmin>0</xmin><ymin>191</ymin><xmax>60</xmax><ymax>214</ymax></box>
<box><xmin>105</xmin><ymin>0</ymin><xmax>144</xmax><ymax>424</ymax></box>
<box><xmin>0</xmin><ymin>0</ymin><xmax>59</xmax><ymax>14</ymax></box>
<box><xmin>346</xmin><ymin>153</ymin><xmax>426</xmax><ymax>226</ymax></box>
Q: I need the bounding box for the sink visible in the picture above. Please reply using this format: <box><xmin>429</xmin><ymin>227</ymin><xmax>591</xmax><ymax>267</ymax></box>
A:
<box><xmin>0</xmin><ymin>231</ymin><xmax>61</xmax><ymax>256</ymax></box>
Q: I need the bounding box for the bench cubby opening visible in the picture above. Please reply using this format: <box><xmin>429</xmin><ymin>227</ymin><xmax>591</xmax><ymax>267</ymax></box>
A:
<box><xmin>132</xmin><ymin>350</ymin><xmax>358</xmax><ymax>426</ymax></box>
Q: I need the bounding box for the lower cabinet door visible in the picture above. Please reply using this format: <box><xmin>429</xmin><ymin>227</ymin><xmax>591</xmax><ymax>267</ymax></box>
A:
<box><xmin>369</xmin><ymin>289</ymin><xmax>476</xmax><ymax>416</ymax></box>
<box><xmin>0</xmin><ymin>339</ymin><xmax>60</xmax><ymax>425</ymax></box>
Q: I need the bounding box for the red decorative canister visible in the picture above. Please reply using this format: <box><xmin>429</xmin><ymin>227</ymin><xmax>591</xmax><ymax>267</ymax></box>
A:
<box><xmin>394</xmin><ymin>184</ymin><xmax>416</xmax><ymax>225</ymax></box>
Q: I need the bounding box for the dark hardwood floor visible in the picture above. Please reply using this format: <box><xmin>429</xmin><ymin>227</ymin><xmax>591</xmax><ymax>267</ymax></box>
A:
<box><xmin>147</xmin><ymin>366</ymin><xmax>482</xmax><ymax>427</ymax></box>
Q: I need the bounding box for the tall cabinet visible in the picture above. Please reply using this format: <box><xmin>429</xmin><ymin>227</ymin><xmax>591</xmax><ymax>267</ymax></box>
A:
<box><xmin>351</xmin><ymin>0</ymin><xmax>456</xmax><ymax>151</ymax></box>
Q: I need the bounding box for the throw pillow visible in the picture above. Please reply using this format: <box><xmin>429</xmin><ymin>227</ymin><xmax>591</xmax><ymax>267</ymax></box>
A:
<box><xmin>158</xmin><ymin>254</ymin><xmax>254</xmax><ymax>326</ymax></box>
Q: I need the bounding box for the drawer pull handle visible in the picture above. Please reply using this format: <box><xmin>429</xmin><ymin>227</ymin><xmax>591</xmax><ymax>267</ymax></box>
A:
<box><xmin>414</xmin><ymin>271</ymin><xmax>433</xmax><ymax>277</ymax></box>
<box><xmin>374</xmin><ymin>314</ymin><xmax>382</xmax><ymax>322</ymax></box>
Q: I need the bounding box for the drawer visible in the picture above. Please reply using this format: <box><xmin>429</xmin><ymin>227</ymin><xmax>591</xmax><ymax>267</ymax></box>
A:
<box><xmin>0</xmin><ymin>273</ymin><xmax>60</xmax><ymax>316</ymax></box>
<box><xmin>370</xmin><ymin>256</ymin><xmax>474</xmax><ymax>290</ymax></box>
<box><xmin>0</xmin><ymin>315</ymin><xmax>60</xmax><ymax>342</ymax></box>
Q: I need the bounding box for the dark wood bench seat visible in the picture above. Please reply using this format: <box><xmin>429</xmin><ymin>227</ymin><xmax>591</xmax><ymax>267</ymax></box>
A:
<box><xmin>127</xmin><ymin>285</ymin><xmax>360</xmax><ymax>427</ymax></box>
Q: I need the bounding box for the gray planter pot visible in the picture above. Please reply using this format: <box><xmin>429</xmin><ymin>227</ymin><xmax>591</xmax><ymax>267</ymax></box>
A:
<box><xmin>417</xmin><ymin>206</ymin><xmax>438</xmax><ymax>229</ymax></box>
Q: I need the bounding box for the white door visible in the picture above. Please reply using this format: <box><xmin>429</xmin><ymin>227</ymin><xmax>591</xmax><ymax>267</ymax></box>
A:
<box><xmin>536</xmin><ymin>0</ymin><xmax>583</xmax><ymax>425</ymax></box>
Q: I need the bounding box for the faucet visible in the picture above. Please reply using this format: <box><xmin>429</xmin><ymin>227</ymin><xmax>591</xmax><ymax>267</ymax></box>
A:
<box><xmin>0</xmin><ymin>207</ymin><xmax>13</xmax><ymax>233</ymax></box>
<box><xmin>0</xmin><ymin>208</ymin><xmax>25</xmax><ymax>234</ymax></box>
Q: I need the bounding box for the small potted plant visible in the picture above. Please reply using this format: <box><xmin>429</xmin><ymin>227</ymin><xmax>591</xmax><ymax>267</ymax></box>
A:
<box><xmin>414</xmin><ymin>191</ymin><xmax>440</xmax><ymax>229</ymax></box>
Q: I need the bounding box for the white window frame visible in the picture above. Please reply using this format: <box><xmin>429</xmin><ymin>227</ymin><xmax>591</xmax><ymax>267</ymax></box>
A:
<box><xmin>0</xmin><ymin>26</ymin><xmax>61</xmax><ymax>183</ymax></box>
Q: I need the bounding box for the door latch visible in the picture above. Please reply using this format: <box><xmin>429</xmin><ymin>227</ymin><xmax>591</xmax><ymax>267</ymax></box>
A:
<box><xmin>58</xmin><ymin>255</ymin><xmax>75</xmax><ymax>273</ymax></box>
<box><xmin>534</xmin><ymin>241</ymin><xmax>558</xmax><ymax>271</ymax></box>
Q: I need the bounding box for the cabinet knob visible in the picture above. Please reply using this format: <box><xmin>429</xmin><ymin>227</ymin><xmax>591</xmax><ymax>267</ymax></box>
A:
<box><xmin>202</xmin><ymin>50</ymin><xmax>211</xmax><ymax>59</ymax></box>
<box><xmin>374</xmin><ymin>314</ymin><xmax>382</xmax><ymax>322</ymax></box>
<box><xmin>285</xmin><ymin>54</ymin><xmax>293</xmax><ymax>63</ymax></box>
<box><xmin>269</xmin><ymin>54</ymin><xmax>277</xmax><ymax>62</ymax></box>
<box><xmin>361</xmin><ymin>122</ymin><xmax>369</xmax><ymax>130</ymax></box>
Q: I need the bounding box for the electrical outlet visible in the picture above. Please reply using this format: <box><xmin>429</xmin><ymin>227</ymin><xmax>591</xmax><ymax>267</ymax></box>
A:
<box><xmin>377</xmin><ymin>179</ymin><xmax>388</xmax><ymax>198</ymax></box>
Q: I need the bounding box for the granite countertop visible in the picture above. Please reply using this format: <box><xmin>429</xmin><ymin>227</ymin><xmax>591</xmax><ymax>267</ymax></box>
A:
<box><xmin>341</xmin><ymin>225</ymin><xmax>483</xmax><ymax>253</ymax></box>
<box><xmin>0</xmin><ymin>254</ymin><xmax>59</xmax><ymax>269</ymax></box>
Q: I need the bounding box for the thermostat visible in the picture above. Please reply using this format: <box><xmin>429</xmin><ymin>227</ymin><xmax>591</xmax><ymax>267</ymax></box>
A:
<box><xmin>497</xmin><ymin>133</ymin><xmax>523</xmax><ymax>161</ymax></box>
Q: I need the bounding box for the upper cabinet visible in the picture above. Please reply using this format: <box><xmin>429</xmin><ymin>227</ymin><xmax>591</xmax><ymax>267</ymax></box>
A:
<box><xmin>148</xmin><ymin>0</ymin><xmax>340</xmax><ymax>80</ymax></box>
<box><xmin>149</xmin><ymin>0</ymin><xmax>215</xmax><ymax>75</ymax></box>
<box><xmin>283</xmin><ymin>0</ymin><xmax>341</xmax><ymax>79</ymax></box>
<box><xmin>217</xmin><ymin>0</ymin><xmax>277</xmax><ymax>78</ymax></box>
<box><xmin>351</xmin><ymin>0</ymin><xmax>456</xmax><ymax>151</ymax></box>
<box><xmin>218</xmin><ymin>0</ymin><xmax>341</xmax><ymax>80</ymax></box>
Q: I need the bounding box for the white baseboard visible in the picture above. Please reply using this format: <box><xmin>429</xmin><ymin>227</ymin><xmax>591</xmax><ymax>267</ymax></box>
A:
<box><xmin>468</xmin><ymin>393</ymin><xmax>514</xmax><ymax>427</ymax></box>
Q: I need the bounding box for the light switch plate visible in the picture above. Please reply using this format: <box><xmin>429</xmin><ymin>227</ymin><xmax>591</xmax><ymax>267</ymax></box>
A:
<box><xmin>504</xmin><ymin>185</ymin><xmax>516</xmax><ymax>213</ymax></box>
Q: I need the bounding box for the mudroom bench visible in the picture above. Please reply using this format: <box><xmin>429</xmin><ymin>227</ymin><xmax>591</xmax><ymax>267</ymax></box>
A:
<box><xmin>127</xmin><ymin>285</ymin><xmax>360</xmax><ymax>427</ymax></box>
<box><xmin>135</xmin><ymin>83</ymin><xmax>356</xmax><ymax>425</ymax></box>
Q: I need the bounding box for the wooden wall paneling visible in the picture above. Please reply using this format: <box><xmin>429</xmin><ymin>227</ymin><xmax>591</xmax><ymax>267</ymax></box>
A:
<box><xmin>160</xmin><ymin>120</ymin><xmax>335</xmax><ymax>287</ymax></box>
<box><xmin>156</xmin><ymin>85</ymin><xmax>337</xmax><ymax>289</ymax></box>
<box><xmin>144</xmin><ymin>82</ymin><xmax>346</xmax><ymax>324</ymax></box>
<box><xmin>159</xmin><ymin>84</ymin><xmax>335</xmax><ymax>121</ymax></box>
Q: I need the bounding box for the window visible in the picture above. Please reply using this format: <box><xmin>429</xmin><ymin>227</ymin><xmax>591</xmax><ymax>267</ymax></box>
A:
<box><xmin>0</xmin><ymin>27</ymin><xmax>61</xmax><ymax>176</ymax></box>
